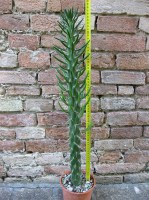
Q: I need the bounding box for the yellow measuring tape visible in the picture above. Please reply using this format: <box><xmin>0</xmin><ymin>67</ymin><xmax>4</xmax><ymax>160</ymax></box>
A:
<box><xmin>85</xmin><ymin>0</ymin><xmax>91</xmax><ymax>181</ymax></box>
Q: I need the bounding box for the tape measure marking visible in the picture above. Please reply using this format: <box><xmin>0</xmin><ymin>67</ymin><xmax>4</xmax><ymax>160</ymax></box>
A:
<box><xmin>85</xmin><ymin>0</ymin><xmax>91</xmax><ymax>181</ymax></box>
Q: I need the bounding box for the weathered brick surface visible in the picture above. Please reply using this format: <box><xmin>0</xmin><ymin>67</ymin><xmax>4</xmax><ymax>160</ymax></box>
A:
<box><xmin>41</xmin><ymin>34</ymin><xmax>60</xmax><ymax>48</ymax></box>
<box><xmin>107</xmin><ymin>112</ymin><xmax>138</xmax><ymax>126</ymax></box>
<box><xmin>42</xmin><ymin>86</ymin><xmax>59</xmax><ymax>96</ymax></box>
<box><xmin>7</xmin><ymin>166</ymin><xmax>44</xmax><ymax>177</ymax></box>
<box><xmin>101</xmin><ymin>97</ymin><xmax>135</xmax><ymax>111</ymax></box>
<box><xmin>0</xmin><ymin>166</ymin><xmax>6</xmax><ymax>177</ymax></box>
<box><xmin>35</xmin><ymin>153</ymin><xmax>64</xmax><ymax>165</ymax></box>
<box><xmin>37</xmin><ymin>112</ymin><xmax>67</xmax><ymax>126</ymax></box>
<box><xmin>3</xmin><ymin>154</ymin><xmax>36</xmax><ymax>167</ymax></box>
<box><xmin>144</xmin><ymin>126</ymin><xmax>149</xmax><ymax>138</ymax></box>
<box><xmin>117</xmin><ymin>53</ymin><xmax>149</xmax><ymax>70</ymax></box>
<box><xmin>139</xmin><ymin>17</ymin><xmax>149</xmax><ymax>33</ymax></box>
<box><xmin>91</xmin><ymin>0</ymin><xmax>149</xmax><ymax>15</ymax></box>
<box><xmin>124</xmin><ymin>150</ymin><xmax>149</xmax><ymax>163</ymax></box>
<box><xmin>118</xmin><ymin>86</ymin><xmax>134</xmax><ymax>95</ymax></box>
<box><xmin>0</xmin><ymin>114</ymin><xmax>36</xmax><ymax>127</ymax></box>
<box><xmin>0</xmin><ymin>141</ymin><xmax>24</xmax><ymax>152</ymax></box>
<box><xmin>61</xmin><ymin>0</ymin><xmax>84</xmax><ymax>13</ymax></box>
<box><xmin>99</xmin><ymin>151</ymin><xmax>122</xmax><ymax>163</ymax></box>
<box><xmin>16</xmin><ymin>127</ymin><xmax>45</xmax><ymax>139</ymax></box>
<box><xmin>92</xmin><ymin>85</ymin><xmax>117</xmax><ymax>95</ymax></box>
<box><xmin>18</xmin><ymin>50</ymin><xmax>50</xmax><ymax>69</ymax></box>
<box><xmin>94</xmin><ymin>139</ymin><xmax>133</xmax><ymax>151</ymax></box>
<box><xmin>137</xmin><ymin>97</ymin><xmax>149</xmax><ymax>109</ymax></box>
<box><xmin>0</xmin><ymin>129</ymin><xmax>16</xmax><ymax>140</ymax></box>
<box><xmin>47</xmin><ymin>0</ymin><xmax>61</xmax><ymax>12</ymax></box>
<box><xmin>15</xmin><ymin>0</ymin><xmax>46</xmax><ymax>12</ymax></box>
<box><xmin>94</xmin><ymin>163</ymin><xmax>145</xmax><ymax>174</ymax></box>
<box><xmin>124</xmin><ymin>173</ymin><xmax>149</xmax><ymax>183</ymax></box>
<box><xmin>45</xmin><ymin>127</ymin><xmax>69</xmax><ymax>140</ymax></box>
<box><xmin>136</xmin><ymin>85</ymin><xmax>149</xmax><ymax>95</ymax></box>
<box><xmin>31</xmin><ymin>14</ymin><xmax>59</xmax><ymax>32</ymax></box>
<box><xmin>0</xmin><ymin>52</ymin><xmax>17</xmax><ymax>68</ymax></box>
<box><xmin>38</xmin><ymin>69</ymin><xmax>57</xmax><ymax>85</ymax></box>
<box><xmin>134</xmin><ymin>139</ymin><xmax>149</xmax><ymax>150</ymax></box>
<box><xmin>82</xmin><ymin>113</ymin><xmax>104</xmax><ymax>126</ymax></box>
<box><xmin>97</xmin><ymin>16</ymin><xmax>138</xmax><ymax>33</ymax></box>
<box><xmin>0</xmin><ymin>0</ymin><xmax>12</xmax><ymax>14</ymax></box>
<box><xmin>8</xmin><ymin>34</ymin><xmax>39</xmax><ymax>50</ymax></box>
<box><xmin>92</xmin><ymin>53</ymin><xmax>115</xmax><ymax>69</ymax></box>
<box><xmin>111</xmin><ymin>127</ymin><xmax>142</xmax><ymax>139</ymax></box>
<box><xmin>0</xmin><ymin>71</ymin><xmax>36</xmax><ymax>84</ymax></box>
<box><xmin>0</xmin><ymin>14</ymin><xmax>29</xmax><ymax>31</ymax></box>
<box><xmin>24</xmin><ymin>99</ymin><xmax>53</xmax><ymax>112</ymax></box>
<box><xmin>137</xmin><ymin>111</ymin><xmax>149</xmax><ymax>125</ymax></box>
<box><xmin>101</xmin><ymin>71</ymin><xmax>145</xmax><ymax>85</ymax></box>
<box><xmin>0</xmin><ymin>100</ymin><xmax>23</xmax><ymax>112</ymax></box>
<box><xmin>6</xmin><ymin>86</ymin><xmax>40</xmax><ymax>96</ymax></box>
<box><xmin>26</xmin><ymin>140</ymin><xmax>58</xmax><ymax>153</ymax></box>
<box><xmin>92</xmin><ymin>34</ymin><xmax>146</xmax><ymax>52</ymax></box>
<box><xmin>95</xmin><ymin>175</ymin><xmax>123</xmax><ymax>184</ymax></box>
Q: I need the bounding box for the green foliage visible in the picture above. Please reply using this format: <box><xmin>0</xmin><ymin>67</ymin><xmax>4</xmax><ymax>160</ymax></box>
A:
<box><xmin>53</xmin><ymin>8</ymin><xmax>89</xmax><ymax>186</ymax></box>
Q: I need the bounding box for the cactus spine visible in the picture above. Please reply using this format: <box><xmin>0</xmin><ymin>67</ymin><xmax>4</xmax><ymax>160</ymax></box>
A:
<box><xmin>53</xmin><ymin>9</ymin><xmax>89</xmax><ymax>187</ymax></box>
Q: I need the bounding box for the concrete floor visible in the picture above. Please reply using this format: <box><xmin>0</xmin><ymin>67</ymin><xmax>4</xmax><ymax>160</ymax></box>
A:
<box><xmin>0</xmin><ymin>182</ymin><xmax>149</xmax><ymax>200</ymax></box>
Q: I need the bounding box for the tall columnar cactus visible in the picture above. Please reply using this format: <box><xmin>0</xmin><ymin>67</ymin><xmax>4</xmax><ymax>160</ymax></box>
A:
<box><xmin>53</xmin><ymin>9</ymin><xmax>89</xmax><ymax>187</ymax></box>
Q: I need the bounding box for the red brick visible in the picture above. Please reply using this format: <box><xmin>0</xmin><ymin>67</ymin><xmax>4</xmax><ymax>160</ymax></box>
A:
<box><xmin>136</xmin><ymin>85</ymin><xmax>149</xmax><ymax>95</ymax></box>
<box><xmin>137</xmin><ymin>97</ymin><xmax>149</xmax><ymax>109</ymax></box>
<box><xmin>0</xmin><ymin>114</ymin><xmax>36</xmax><ymax>127</ymax></box>
<box><xmin>107</xmin><ymin>112</ymin><xmax>138</xmax><ymax>126</ymax></box>
<box><xmin>0</xmin><ymin>71</ymin><xmax>36</xmax><ymax>84</ymax></box>
<box><xmin>147</xmin><ymin>73</ymin><xmax>149</xmax><ymax>83</ymax></box>
<box><xmin>37</xmin><ymin>112</ymin><xmax>67</xmax><ymax>126</ymax></box>
<box><xmin>57</xmin><ymin>140</ymin><xmax>69</xmax><ymax>152</ymax></box>
<box><xmin>26</xmin><ymin>140</ymin><xmax>57</xmax><ymax>153</ymax></box>
<box><xmin>8</xmin><ymin>34</ymin><xmax>39</xmax><ymax>50</ymax></box>
<box><xmin>111</xmin><ymin>127</ymin><xmax>142</xmax><ymax>139</ymax></box>
<box><xmin>92</xmin><ymin>85</ymin><xmax>117</xmax><ymax>95</ymax></box>
<box><xmin>99</xmin><ymin>151</ymin><xmax>122</xmax><ymax>163</ymax></box>
<box><xmin>97</xmin><ymin>16</ymin><xmax>138</xmax><ymax>33</ymax></box>
<box><xmin>117</xmin><ymin>53</ymin><xmax>149</xmax><ymax>70</ymax></box>
<box><xmin>6</xmin><ymin>86</ymin><xmax>40</xmax><ymax>96</ymax></box>
<box><xmin>18</xmin><ymin>50</ymin><xmax>50</xmax><ymax>69</ymax></box>
<box><xmin>94</xmin><ymin>163</ymin><xmax>145</xmax><ymax>174</ymax></box>
<box><xmin>15</xmin><ymin>0</ymin><xmax>46</xmax><ymax>12</ymax></box>
<box><xmin>124</xmin><ymin>150</ymin><xmax>149</xmax><ymax>163</ymax></box>
<box><xmin>0</xmin><ymin>14</ymin><xmax>29</xmax><ymax>31</ymax></box>
<box><xmin>82</xmin><ymin>112</ymin><xmax>104</xmax><ymax>126</ymax></box>
<box><xmin>144</xmin><ymin>126</ymin><xmax>149</xmax><ymax>138</ymax></box>
<box><xmin>92</xmin><ymin>34</ymin><xmax>146</xmax><ymax>52</ymax></box>
<box><xmin>42</xmin><ymin>86</ymin><xmax>59</xmax><ymax>96</ymax></box>
<box><xmin>47</xmin><ymin>0</ymin><xmax>61</xmax><ymax>12</ymax></box>
<box><xmin>91</xmin><ymin>70</ymin><xmax>100</xmax><ymax>84</ymax></box>
<box><xmin>0</xmin><ymin>129</ymin><xmax>15</xmax><ymax>140</ymax></box>
<box><xmin>138</xmin><ymin>111</ymin><xmax>149</xmax><ymax>125</ymax></box>
<box><xmin>80</xmin><ymin>98</ymin><xmax>100</xmax><ymax>113</ymax></box>
<box><xmin>46</xmin><ymin>127</ymin><xmax>69</xmax><ymax>140</ymax></box>
<box><xmin>90</xmin><ymin>127</ymin><xmax>109</xmax><ymax>139</ymax></box>
<box><xmin>101</xmin><ymin>71</ymin><xmax>145</xmax><ymax>85</ymax></box>
<box><xmin>38</xmin><ymin>69</ymin><xmax>57</xmax><ymax>85</ymax></box>
<box><xmin>0</xmin><ymin>141</ymin><xmax>24</xmax><ymax>152</ymax></box>
<box><xmin>92</xmin><ymin>53</ymin><xmax>115</xmax><ymax>69</ymax></box>
<box><xmin>61</xmin><ymin>0</ymin><xmax>84</xmax><ymax>13</ymax></box>
<box><xmin>0</xmin><ymin>0</ymin><xmax>12</xmax><ymax>14</ymax></box>
<box><xmin>31</xmin><ymin>14</ymin><xmax>59</xmax><ymax>32</ymax></box>
<box><xmin>134</xmin><ymin>138</ymin><xmax>149</xmax><ymax>150</ymax></box>
<box><xmin>0</xmin><ymin>166</ymin><xmax>6</xmax><ymax>177</ymax></box>
<box><xmin>24</xmin><ymin>99</ymin><xmax>53</xmax><ymax>112</ymax></box>
<box><xmin>44</xmin><ymin>165</ymin><xmax>70</xmax><ymax>175</ymax></box>
<box><xmin>41</xmin><ymin>34</ymin><xmax>60</xmax><ymax>48</ymax></box>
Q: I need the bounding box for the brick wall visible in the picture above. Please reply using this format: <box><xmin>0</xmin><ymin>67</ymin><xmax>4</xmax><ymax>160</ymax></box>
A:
<box><xmin>0</xmin><ymin>0</ymin><xmax>149</xmax><ymax>184</ymax></box>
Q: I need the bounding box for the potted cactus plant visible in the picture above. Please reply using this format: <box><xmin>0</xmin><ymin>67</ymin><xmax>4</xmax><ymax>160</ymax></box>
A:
<box><xmin>53</xmin><ymin>8</ymin><xmax>95</xmax><ymax>200</ymax></box>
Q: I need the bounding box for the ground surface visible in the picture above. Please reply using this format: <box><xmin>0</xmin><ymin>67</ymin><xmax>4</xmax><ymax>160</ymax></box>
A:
<box><xmin>0</xmin><ymin>183</ymin><xmax>148</xmax><ymax>200</ymax></box>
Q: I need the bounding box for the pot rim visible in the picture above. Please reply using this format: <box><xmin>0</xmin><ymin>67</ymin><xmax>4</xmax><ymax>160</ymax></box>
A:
<box><xmin>60</xmin><ymin>170</ymin><xmax>96</xmax><ymax>195</ymax></box>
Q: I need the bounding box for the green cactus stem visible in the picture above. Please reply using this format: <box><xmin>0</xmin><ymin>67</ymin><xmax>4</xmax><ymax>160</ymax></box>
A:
<box><xmin>53</xmin><ymin>9</ymin><xmax>89</xmax><ymax>187</ymax></box>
